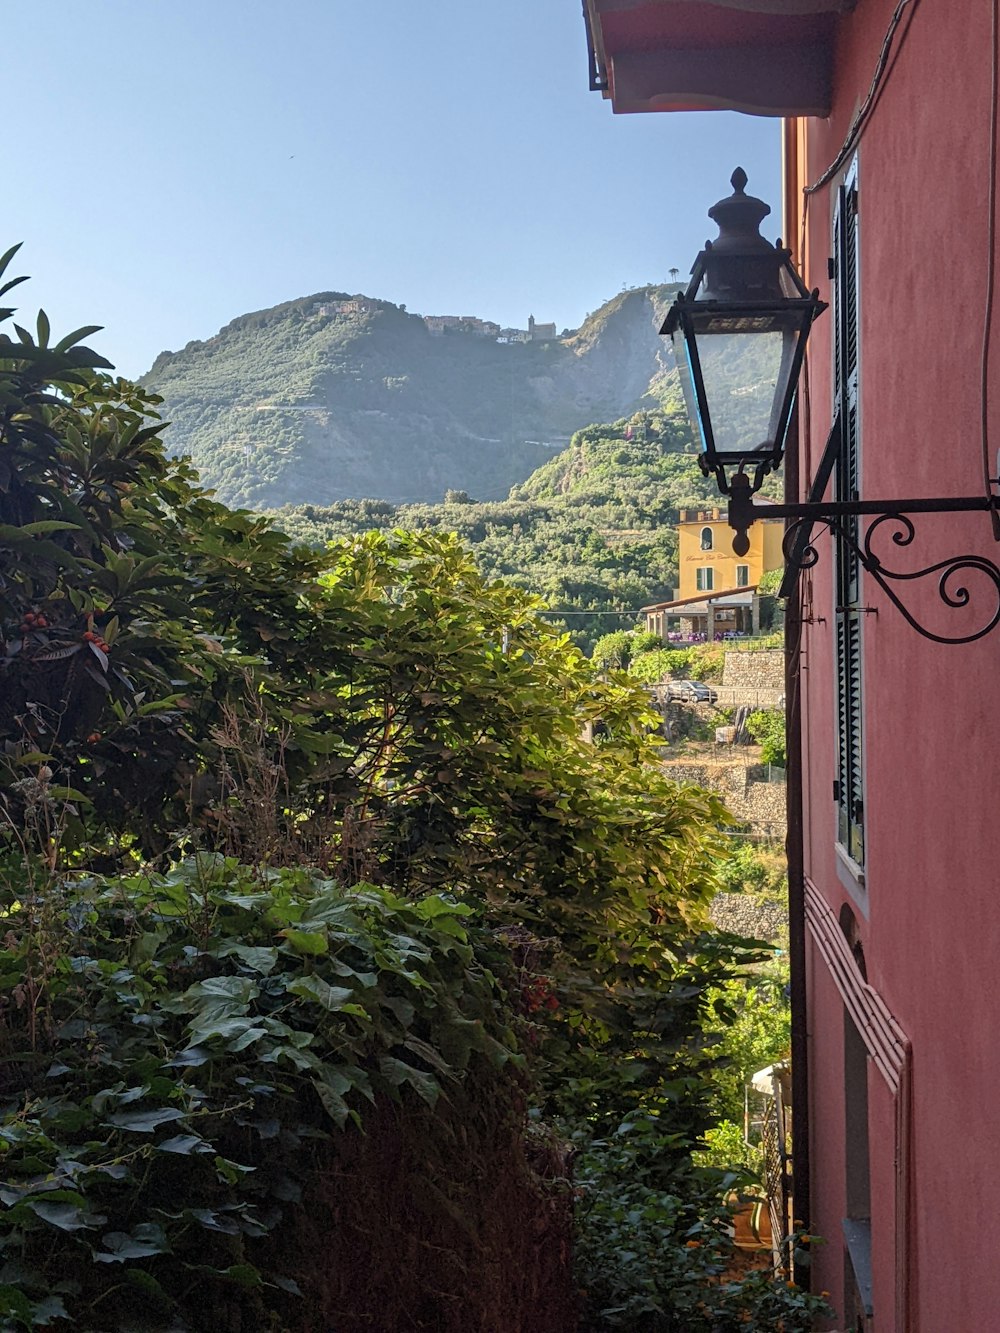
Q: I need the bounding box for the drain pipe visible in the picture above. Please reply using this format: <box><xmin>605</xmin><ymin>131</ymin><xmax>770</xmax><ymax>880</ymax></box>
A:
<box><xmin>781</xmin><ymin>115</ymin><xmax>811</xmax><ymax>1278</ymax></box>
<box><xmin>784</xmin><ymin>435</ymin><xmax>811</xmax><ymax>1279</ymax></box>
<box><xmin>785</xmin><ymin>540</ymin><xmax>811</xmax><ymax>1273</ymax></box>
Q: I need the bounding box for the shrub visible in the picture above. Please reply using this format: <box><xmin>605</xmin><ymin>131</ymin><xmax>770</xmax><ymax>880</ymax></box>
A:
<box><xmin>746</xmin><ymin>709</ymin><xmax>787</xmax><ymax>766</ymax></box>
<box><xmin>0</xmin><ymin>856</ymin><xmax>573</xmax><ymax>1330</ymax></box>
<box><xmin>756</xmin><ymin>567</ymin><xmax>784</xmax><ymax>596</ymax></box>
<box><xmin>628</xmin><ymin>645</ymin><xmax>696</xmax><ymax>683</ymax></box>
<box><xmin>630</xmin><ymin>629</ymin><xmax>662</xmax><ymax>657</ymax></box>
<box><xmin>686</xmin><ymin>641</ymin><xmax>726</xmax><ymax>681</ymax></box>
<box><xmin>692</xmin><ymin>1118</ymin><xmax>762</xmax><ymax>1178</ymax></box>
<box><xmin>629</xmin><ymin>647</ymin><xmax>676</xmax><ymax>683</ymax></box>
<box><xmin>718</xmin><ymin>840</ymin><xmax>785</xmax><ymax>895</ymax></box>
<box><xmin>592</xmin><ymin>627</ymin><xmax>659</xmax><ymax>669</ymax></box>
<box><xmin>703</xmin><ymin>962</ymin><xmax>791</xmax><ymax>1127</ymax></box>
<box><xmin>572</xmin><ymin>1116</ymin><xmax>830</xmax><ymax>1331</ymax></box>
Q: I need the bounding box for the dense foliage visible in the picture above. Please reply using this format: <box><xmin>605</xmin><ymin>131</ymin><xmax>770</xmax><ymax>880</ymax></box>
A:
<box><xmin>273</xmin><ymin>414</ymin><xmax>727</xmax><ymax>654</ymax></box>
<box><xmin>0</xmin><ymin>258</ymin><xmax>827</xmax><ymax>1331</ymax></box>
<box><xmin>745</xmin><ymin>710</ymin><xmax>787</xmax><ymax>767</ymax></box>
<box><xmin>0</xmin><ymin>862</ymin><xmax>534</xmax><ymax>1329</ymax></box>
<box><xmin>718</xmin><ymin>840</ymin><xmax>788</xmax><ymax>899</ymax></box>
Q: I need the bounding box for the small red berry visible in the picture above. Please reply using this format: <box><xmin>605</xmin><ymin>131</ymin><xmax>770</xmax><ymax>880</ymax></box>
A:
<box><xmin>86</xmin><ymin>732</ymin><xmax>101</xmax><ymax>744</ymax></box>
<box><xmin>23</xmin><ymin>612</ymin><xmax>37</xmax><ymax>624</ymax></box>
<box><xmin>83</xmin><ymin>631</ymin><xmax>98</xmax><ymax>643</ymax></box>
<box><xmin>34</xmin><ymin>615</ymin><xmax>48</xmax><ymax>628</ymax></box>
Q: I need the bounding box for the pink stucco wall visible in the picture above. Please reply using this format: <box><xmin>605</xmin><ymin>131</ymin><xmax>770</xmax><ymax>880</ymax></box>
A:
<box><xmin>794</xmin><ymin>1</ymin><xmax>1000</xmax><ymax>1328</ymax></box>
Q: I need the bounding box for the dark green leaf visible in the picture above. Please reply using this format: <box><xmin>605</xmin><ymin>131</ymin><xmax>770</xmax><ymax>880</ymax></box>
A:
<box><xmin>105</xmin><ymin>1107</ymin><xmax>186</xmax><ymax>1133</ymax></box>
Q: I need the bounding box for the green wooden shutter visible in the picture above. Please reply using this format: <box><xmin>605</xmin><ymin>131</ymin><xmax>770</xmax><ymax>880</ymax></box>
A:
<box><xmin>834</xmin><ymin>166</ymin><xmax>864</xmax><ymax>864</ymax></box>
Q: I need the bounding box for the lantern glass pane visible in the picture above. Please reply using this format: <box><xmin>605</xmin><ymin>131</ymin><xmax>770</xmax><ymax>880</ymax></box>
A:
<box><xmin>696</xmin><ymin>323</ymin><xmax>799</xmax><ymax>456</ymax></box>
<box><xmin>670</xmin><ymin>323</ymin><xmax>708</xmax><ymax>453</ymax></box>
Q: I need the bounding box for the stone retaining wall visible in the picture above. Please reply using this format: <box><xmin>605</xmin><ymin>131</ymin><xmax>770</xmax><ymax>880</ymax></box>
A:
<box><xmin>712</xmin><ymin>685</ymin><xmax>785</xmax><ymax>711</ymax></box>
<box><xmin>710</xmin><ymin>891</ymin><xmax>787</xmax><ymax>943</ymax></box>
<box><xmin>662</xmin><ymin>760</ymin><xmax>786</xmax><ymax>841</ymax></box>
<box><xmin>722</xmin><ymin>649</ymin><xmax>785</xmax><ymax>690</ymax></box>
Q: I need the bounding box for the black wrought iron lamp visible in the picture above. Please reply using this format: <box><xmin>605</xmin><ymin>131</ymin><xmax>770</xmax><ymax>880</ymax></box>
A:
<box><xmin>662</xmin><ymin>168</ymin><xmax>1000</xmax><ymax>643</ymax></box>
<box><xmin>664</xmin><ymin>168</ymin><xmax>825</xmax><ymax>538</ymax></box>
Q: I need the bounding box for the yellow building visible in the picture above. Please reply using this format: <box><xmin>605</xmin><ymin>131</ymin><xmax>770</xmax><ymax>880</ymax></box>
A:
<box><xmin>676</xmin><ymin>504</ymin><xmax>784</xmax><ymax>601</ymax></box>
<box><xmin>642</xmin><ymin>505</ymin><xmax>784</xmax><ymax>642</ymax></box>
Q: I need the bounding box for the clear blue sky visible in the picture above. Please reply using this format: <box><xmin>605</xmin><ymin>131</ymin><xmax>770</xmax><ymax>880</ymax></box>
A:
<box><xmin>6</xmin><ymin>1</ymin><xmax>780</xmax><ymax>380</ymax></box>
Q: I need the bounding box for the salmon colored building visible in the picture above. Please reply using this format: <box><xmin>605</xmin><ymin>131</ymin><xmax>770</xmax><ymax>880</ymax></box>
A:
<box><xmin>583</xmin><ymin>3</ymin><xmax>1000</xmax><ymax>1329</ymax></box>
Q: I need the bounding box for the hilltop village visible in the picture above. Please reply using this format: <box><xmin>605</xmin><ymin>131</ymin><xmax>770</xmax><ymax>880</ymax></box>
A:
<box><xmin>310</xmin><ymin>296</ymin><xmax>559</xmax><ymax>343</ymax></box>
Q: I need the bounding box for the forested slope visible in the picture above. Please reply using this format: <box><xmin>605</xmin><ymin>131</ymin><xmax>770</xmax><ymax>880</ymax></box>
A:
<box><xmin>271</xmin><ymin>407</ymin><xmax>731</xmax><ymax>649</ymax></box>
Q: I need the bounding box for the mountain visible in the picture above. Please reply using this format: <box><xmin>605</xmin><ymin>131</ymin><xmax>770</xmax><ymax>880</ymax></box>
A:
<box><xmin>140</xmin><ymin>285</ymin><xmax>683</xmax><ymax>509</ymax></box>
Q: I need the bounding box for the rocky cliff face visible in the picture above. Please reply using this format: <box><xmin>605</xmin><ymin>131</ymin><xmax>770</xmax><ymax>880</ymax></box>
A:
<box><xmin>141</xmin><ymin>285</ymin><xmax>682</xmax><ymax>509</ymax></box>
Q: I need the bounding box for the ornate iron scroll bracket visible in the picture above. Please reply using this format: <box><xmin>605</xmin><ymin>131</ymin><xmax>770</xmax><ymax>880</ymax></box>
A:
<box><xmin>729</xmin><ymin>483</ymin><xmax>1000</xmax><ymax>644</ymax></box>
<box><xmin>779</xmin><ymin>510</ymin><xmax>1000</xmax><ymax>644</ymax></box>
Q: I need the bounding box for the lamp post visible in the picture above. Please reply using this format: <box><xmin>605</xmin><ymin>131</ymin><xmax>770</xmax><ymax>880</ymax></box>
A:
<box><xmin>662</xmin><ymin>169</ymin><xmax>1000</xmax><ymax>643</ymax></box>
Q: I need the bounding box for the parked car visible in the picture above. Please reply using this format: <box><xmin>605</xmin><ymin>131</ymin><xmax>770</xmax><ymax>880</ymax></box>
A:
<box><xmin>665</xmin><ymin>679</ymin><xmax>718</xmax><ymax>704</ymax></box>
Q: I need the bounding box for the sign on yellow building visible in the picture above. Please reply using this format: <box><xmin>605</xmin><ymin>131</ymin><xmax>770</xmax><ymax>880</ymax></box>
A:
<box><xmin>676</xmin><ymin>505</ymin><xmax>784</xmax><ymax>601</ymax></box>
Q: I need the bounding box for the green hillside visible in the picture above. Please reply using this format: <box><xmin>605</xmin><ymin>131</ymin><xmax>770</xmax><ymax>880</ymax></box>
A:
<box><xmin>141</xmin><ymin>285</ymin><xmax>683</xmax><ymax>509</ymax></box>
<box><xmin>143</xmin><ymin>277</ymin><xmax>786</xmax><ymax>642</ymax></box>
<box><xmin>271</xmin><ymin>407</ymin><xmax>733</xmax><ymax>650</ymax></box>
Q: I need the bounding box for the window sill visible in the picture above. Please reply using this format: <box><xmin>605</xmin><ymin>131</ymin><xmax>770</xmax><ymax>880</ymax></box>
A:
<box><xmin>836</xmin><ymin>841</ymin><xmax>865</xmax><ymax>888</ymax></box>
<box><xmin>835</xmin><ymin>842</ymin><xmax>868</xmax><ymax>913</ymax></box>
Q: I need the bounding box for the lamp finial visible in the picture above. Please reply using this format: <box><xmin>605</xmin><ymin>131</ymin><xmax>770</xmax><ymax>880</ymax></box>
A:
<box><xmin>708</xmin><ymin>170</ymin><xmax>771</xmax><ymax>253</ymax></box>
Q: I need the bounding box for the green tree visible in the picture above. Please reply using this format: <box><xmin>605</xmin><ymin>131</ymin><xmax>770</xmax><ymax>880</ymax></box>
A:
<box><xmin>0</xmin><ymin>261</ymin><xmax>826</xmax><ymax>1333</ymax></box>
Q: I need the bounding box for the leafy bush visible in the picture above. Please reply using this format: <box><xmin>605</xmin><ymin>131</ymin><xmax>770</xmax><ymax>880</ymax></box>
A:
<box><xmin>692</xmin><ymin>644</ymin><xmax>727</xmax><ymax>681</ymax></box>
<box><xmin>0</xmin><ymin>857</ymin><xmax>555</xmax><ymax>1329</ymax></box>
<box><xmin>757</xmin><ymin>567</ymin><xmax>784</xmax><ymax>596</ymax></box>
<box><xmin>692</xmin><ymin>1118</ymin><xmax>762</xmax><ymax>1178</ymax></box>
<box><xmin>718</xmin><ymin>840</ymin><xmax>786</xmax><ymax>897</ymax></box>
<box><xmin>630</xmin><ymin>629</ymin><xmax>662</xmax><ymax>657</ymax></box>
<box><xmin>592</xmin><ymin>629</ymin><xmax>634</xmax><ymax>669</ymax></box>
<box><xmin>591</xmin><ymin>627</ymin><xmax>661</xmax><ymax>670</ymax></box>
<box><xmin>572</xmin><ymin>1117</ymin><xmax>830</xmax><ymax>1331</ymax></box>
<box><xmin>746</xmin><ymin>709</ymin><xmax>787</xmax><ymax>766</ymax></box>
<box><xmin>703</xmin><ymin>962</ymin><xmax>791</xmax><ymax>1128</ymax></box>
<box><xmin>628</xmin><ymin>646</ymin><xmax>696</xmax><ymax>683</ymax></box>
<box><xmin>628</xmin><ymin>649</ymin><xmax>673</xmax><ymax>684</ymax></box>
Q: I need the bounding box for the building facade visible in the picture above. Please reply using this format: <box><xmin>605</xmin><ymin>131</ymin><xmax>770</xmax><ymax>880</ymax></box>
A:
<box><xmin>676</xmin><ymin>504</ymin><xmax>783</xmax><ymax>601</ymax></box>
<box><xmin>642</xmin><ymin>505</ymin><xmax>784</xmax><ymax>641</ymax></box>
<box><xmin>584</xmin><ymin>2</ymin><xmax>1000</xmax><ymax>1329</ymax></box>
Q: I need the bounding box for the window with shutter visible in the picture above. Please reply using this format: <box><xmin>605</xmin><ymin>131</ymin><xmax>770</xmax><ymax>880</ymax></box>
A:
<box><xmin>834</xmin><ymin>161</ymin><xmax>865</xmax><ymax>865</ymax></box>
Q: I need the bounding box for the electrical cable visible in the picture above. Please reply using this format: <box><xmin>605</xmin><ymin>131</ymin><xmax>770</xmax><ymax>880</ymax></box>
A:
<box><xmin>796</xmin><ymin>0</ymin><xmax>925</xmax><ymax>475</ymax></box>
<box><xmin>798</xmin><ymin>0</ymin><xmax>999</xmax><ymax>526</ymax></box>
<box><xmin>803</xmin><ymin>0</ymin><xmax>923</xmax><ymax>198</ymax></box>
